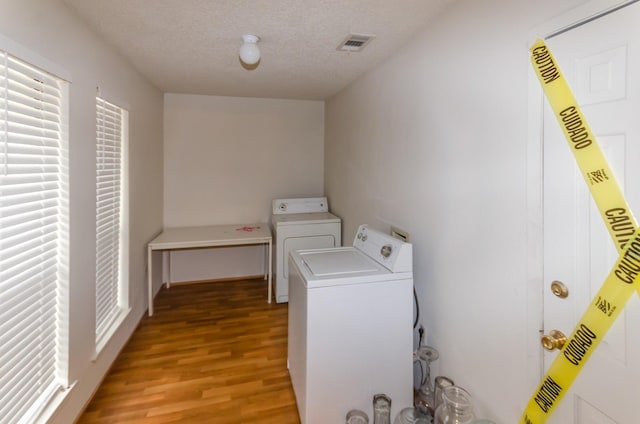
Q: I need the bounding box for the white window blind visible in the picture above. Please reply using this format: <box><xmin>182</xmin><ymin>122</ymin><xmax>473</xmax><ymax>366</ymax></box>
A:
<box><xmin>0</xmin><ymin>50</ymin><xmax>69</xmax><ymax>424</ymax></box>
<box><xmin>95</xmin><ymin>96</ymin><xmax>126</xmax><ymax>348</ymax></box>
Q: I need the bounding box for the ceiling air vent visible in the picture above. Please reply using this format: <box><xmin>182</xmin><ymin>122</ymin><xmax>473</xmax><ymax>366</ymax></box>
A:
<box><xmin>337</xmin><ymin>33</ymin><xmax>376</xmax><ymax>52</ymax></box>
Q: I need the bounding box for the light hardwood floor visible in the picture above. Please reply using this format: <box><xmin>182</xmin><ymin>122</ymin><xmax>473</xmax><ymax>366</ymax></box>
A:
<box><xmin>77</xmin><ymin>279</ymin><xmax>300</xmax><ymax>424</ymax></box>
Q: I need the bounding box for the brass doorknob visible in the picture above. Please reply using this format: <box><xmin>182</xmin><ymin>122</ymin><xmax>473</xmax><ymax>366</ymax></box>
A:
<box><xmin>541</xmin><ymin>329</ymin><xmax>567</xmax><ymax>351</ymax></box>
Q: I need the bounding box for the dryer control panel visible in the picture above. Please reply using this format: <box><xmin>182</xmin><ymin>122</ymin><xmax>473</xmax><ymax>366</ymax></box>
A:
<box><xmin>272</xmin><ymin>197</ymin><xmax>329</xmax><ymax>214</ymax></box>
<box><xmin>353</xmin><ymin>225</ymin><xmax>412</xmax><ymax>273</ymax></box>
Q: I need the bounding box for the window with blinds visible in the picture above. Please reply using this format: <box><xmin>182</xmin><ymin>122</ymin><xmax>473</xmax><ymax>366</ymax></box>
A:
<box><xmin>95</xmin><ymin>96</ymin><xmax>128</xmax><ymax>351</ymax></box>
<box><xmin>0</xmin><ymin>50</ymin><xmax>69</xmax><ymax>423</ymax></box>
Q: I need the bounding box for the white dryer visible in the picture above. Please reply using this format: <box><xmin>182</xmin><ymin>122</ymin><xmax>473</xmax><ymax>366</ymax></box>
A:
<box><xmin>271</xmin><ymin>197</ymin><xmax>341</xmax><ymax>303</ymax></box>
<box><xmin>288</xmin><ymin>224</ymin><xmax>413</xmax><ymax>424</ymax></box>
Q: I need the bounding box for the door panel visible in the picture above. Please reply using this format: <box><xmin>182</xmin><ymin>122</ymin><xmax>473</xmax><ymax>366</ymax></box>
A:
<box><xmin>585</xmin><ymin>135</ymin><xmax>627</xmax><ymax>365</ymax></box>
<box><xmin>574</xmin><ymin>45</ymin><xmax>626</xmax><ymax>105</ymax></box>
<box><xmin>542</xmin><ymin>2</ymin><xmax>640</xmax><ymax>422</ymax></box>
<box><xmin>576</xmin><ymin>398</ymin><xmax>616</xmax><ymax>424</ymax></box>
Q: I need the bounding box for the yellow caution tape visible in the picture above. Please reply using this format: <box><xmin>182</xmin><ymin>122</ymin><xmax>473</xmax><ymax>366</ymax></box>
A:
<box><xmin>520</xmin><ymin>39</ymin><xmax>640</xmax><ymax>424</ymax></box>
<box><xmin>530</xmin><ymin>39</ymin><xmax>638</xmax><ymax>249</ymax></box>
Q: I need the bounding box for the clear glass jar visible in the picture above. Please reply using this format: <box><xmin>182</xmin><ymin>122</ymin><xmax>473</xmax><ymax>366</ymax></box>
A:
<box><xmin>433</xmin><ymin>386</ymin><xmax>475</xmax><ymax>424</ymax></box>
<box><xmin>373</xmin><ymin>394</ymin><xmax>392</xmax><ymax>424</ymax></box>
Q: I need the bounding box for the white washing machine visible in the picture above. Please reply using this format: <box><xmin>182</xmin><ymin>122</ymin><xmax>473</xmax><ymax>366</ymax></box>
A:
<box><xmin>288</xmin><ymin>224</ymin><xmax>413</xmax><ymax>424</ymax></box>
<box><xmin>271</xmin><ymin>197</ymin><xmax>341</xmax><ymax>303</ymax></box>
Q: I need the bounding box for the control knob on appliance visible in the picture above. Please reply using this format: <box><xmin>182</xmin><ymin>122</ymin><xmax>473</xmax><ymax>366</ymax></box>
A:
<box><xmin>381</xmin><ymin>245</ymin><xmax>392</xmax><ymax>258</ymax></box>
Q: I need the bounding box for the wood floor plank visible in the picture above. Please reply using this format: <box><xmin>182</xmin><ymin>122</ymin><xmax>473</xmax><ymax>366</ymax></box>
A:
<box><xmin>76</xmin><ymin>279</ymin><xmax>300</xmax><ymax>424</ymax></box>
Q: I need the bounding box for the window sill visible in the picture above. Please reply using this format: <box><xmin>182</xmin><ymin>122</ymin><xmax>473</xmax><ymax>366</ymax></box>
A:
<box><xmin>93</xmin><ymin>306</ymin><xmax>132</xmax><ymax>361</ymax></box>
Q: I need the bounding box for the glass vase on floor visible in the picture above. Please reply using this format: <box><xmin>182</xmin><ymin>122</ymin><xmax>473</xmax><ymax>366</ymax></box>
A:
<box><xmin>433</xmin><ymin>386</ymin><xmax>475</xmax><ymax>424</ymax></box>
<box><xmin>373</xmin><ymin>394</ymin><xmax>392</xmax><ymax>424</ymax></box>
<box><xmin>393</xmin><ymin>406</ymin><xmax>432</xmax><ymax>424</ymax></box>
<box><xmin>433</xmin><ymin>376</ymin><xmax>455</xmax><ymax>413</ymax></box>
<box><xmin>414</xmin><ymin>345</ymin><xmax>439</xmax><ymax>418</ymax></box>
<box><xmin>347</xmin><ymin>409</ymin><xmax>370</xmax><ymax>424</ymax></box>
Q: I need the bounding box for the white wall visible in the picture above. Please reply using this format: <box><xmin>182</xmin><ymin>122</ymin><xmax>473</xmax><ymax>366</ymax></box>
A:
<box><xmin>163</xmin><ymin>94</ymin><xmax>324</xmax><ymax>283</ymax></box>
<box><xmin>0</xmin><ymin>1</ymin><xmax>164</xmax><ymax>422</ymax></box>
<box><xmin>324</xmin><ymin>0</ymin><xmax>587</xmax><ymax>421</ymax></box>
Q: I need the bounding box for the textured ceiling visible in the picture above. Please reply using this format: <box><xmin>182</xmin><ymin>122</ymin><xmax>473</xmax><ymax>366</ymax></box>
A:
<box><xmin>62</xmin><ymin>0</ymin><xmax>456</xmax><ymax>100</ymax></box>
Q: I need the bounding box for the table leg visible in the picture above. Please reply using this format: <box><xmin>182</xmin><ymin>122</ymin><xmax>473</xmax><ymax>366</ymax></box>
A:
<box><xmin>147</xmin><ymin>246</ymin><xmax>154</xmax><ymax>316</ymax></box>
<box><xmin>268</xmin><ymin>239</ymin><xmax>272</xmax><ymax>304</ymax></box>
<box><xmin>264</xmin><ymin>243</ymin><xmax>268</xmax><ymax>280</ymax></box>
<box><xmin>167</xmin><ymin>250</ymin><xmax>171</xmax><ymax>288</ymax></box>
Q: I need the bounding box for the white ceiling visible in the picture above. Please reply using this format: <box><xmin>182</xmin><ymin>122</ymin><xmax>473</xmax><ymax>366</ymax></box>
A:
<box><xmin>62</xmin><ymin>0</ymin><xmax>456</xmax><ymax>100</ymax></box>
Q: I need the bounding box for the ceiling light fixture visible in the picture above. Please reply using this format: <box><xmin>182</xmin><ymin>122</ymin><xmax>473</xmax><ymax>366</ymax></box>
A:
<box><xmin>239</xmin><ymin>34</ymin><xmax>261</xmax><ymax>66</ymax></box>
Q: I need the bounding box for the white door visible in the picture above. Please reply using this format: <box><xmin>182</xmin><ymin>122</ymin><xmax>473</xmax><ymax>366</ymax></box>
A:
<box><xmin>543</xmin><ymin>2</ymin><xmax>640</xmax><ymax>423</ymax></box>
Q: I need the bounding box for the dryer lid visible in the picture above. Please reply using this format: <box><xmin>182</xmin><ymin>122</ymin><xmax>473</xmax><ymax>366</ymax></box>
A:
<box><xmin>271</xmin><ymin>211</ymin><xmax>340</xmax><ymax>225</ymax></box>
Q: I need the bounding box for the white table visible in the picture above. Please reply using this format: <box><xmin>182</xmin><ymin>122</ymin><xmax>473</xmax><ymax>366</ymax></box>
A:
<box><xmin>147</xmin><ymin>223</ymin><xmax>272</xmax><ymax>316</ymax></box>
